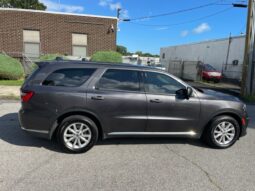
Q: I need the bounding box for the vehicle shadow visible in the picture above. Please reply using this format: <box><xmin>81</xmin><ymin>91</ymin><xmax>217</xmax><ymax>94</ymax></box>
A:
<box><xmin>0</xmin><ymin>112</ymin><xmax>253</xmax><ymax>152</ymax></box>
<box><xmin>0</xmin><ymin>112</ymin><xmax>62</xmax><ymax>153</ymax></box>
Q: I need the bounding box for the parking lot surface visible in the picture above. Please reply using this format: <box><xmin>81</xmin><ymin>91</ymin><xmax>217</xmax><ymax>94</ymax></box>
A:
<box><xmin>0</xmin><ymin>100</ymin><xmax>255</xmax><ymax>191</ymax></box>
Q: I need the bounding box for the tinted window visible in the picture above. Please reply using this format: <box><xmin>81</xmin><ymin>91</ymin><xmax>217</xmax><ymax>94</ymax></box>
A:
<box><xmin>97</xmin><ymin>69</ymin><xmax>140</xmax><ymax>91</ymax></box>
<box><xmin>42</xmin><ymin>68</ymin><xmax>96</xmax><ymax>87</ymax></box>
<box><xmin>144</xmin><ymin>72</ymin><xmax>185</xmax><ymax>94</ymax></box>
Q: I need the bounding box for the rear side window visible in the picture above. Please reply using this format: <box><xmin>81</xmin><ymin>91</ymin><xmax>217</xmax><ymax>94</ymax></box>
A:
<box><xmin>97</xmin><ymin>69</ymin><xmax>140</xmax><ymax>91</ymax></box>
<box><xmin>42</xmin><ymin>68</ymin><xmax>96</xmax><ymax>87</ymax></box>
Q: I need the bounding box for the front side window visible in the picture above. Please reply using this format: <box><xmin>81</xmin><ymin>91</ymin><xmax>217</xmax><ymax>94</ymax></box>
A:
<box><xmin>42</xmin><ymin>68</ymin><xmax>96</xmax><ymax>87</ymax></box>
<box><xmin>144</xmin><ymin>72</ymin><xmax>185</xmax><ymax>95</ymax></box>
<box><xmin>97</xmin><ymin>69</ymin><xmax>140</xmax><ymax>91</ymax></box>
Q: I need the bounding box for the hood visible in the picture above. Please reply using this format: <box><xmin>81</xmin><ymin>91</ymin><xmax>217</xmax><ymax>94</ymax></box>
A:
<box><xmin>197</xmin><ymin>88</ymin><xmax>241</xmax><ymax>102</ymax></box>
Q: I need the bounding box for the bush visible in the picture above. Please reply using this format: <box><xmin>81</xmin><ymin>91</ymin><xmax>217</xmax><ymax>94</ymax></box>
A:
<box><xmin>91</xmin><ymin>51</ymin><xmax>122</xmax><ymax>63</ymax></box>
<box><xmin>0</xmin><ymin>54</ymin><xmax>24</xmax><ymax>80</ymax></box>
<box><xmin>39</xmin><ymin>54</ymin><xmax>66</xmax><ymax>61</ymax></box>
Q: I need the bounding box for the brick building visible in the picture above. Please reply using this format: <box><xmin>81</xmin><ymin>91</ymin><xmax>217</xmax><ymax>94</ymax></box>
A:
<box><xmin>0</xmin><ymin>8</ymin><xmax>117</xmax><ymax>59</ymax></box>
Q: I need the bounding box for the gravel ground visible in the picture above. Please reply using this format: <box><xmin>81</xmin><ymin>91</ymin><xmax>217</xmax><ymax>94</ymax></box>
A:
<box><xmin>0</xmin><ymin>100</ymin><xmax>255</xmax><ymax>191</ymax></box>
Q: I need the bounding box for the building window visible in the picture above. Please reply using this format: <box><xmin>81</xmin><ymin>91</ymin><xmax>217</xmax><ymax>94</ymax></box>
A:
<box><xmin>23</xmin><ymin>30</ymin><xmax>40</xmax><ymax>58</ymax></box>
<box><xmin>162</xmin><ymin>53</ymin><xmax>165</xmax><ymax>59</ymax></box>
<box><xmin>72</xmin><ymin>33</ymin><xmax>87</xmax><ymax>57</ymax></box>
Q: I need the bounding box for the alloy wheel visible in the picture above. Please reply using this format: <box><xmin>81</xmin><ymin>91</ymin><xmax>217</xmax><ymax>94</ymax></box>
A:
<box><xmin>213</xmin><ymin>121</ymin><xmax>236</xmax><ymax>145</ymax></box>
<box><xmin>63</xmin><ymin>122</ymin><xmax>92</xmax><ymax>149</ymax></box>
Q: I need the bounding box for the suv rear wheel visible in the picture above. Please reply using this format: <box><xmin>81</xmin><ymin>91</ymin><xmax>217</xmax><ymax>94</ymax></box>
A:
<box><xmin>58</xmin><ymin>115</ymin><xmax>98</xmax><ymax>153</ymax></box>
<box><xmin>203</xmin><ymin>115</ymin><xmax>240</xmax><ymax>148</ymax></box>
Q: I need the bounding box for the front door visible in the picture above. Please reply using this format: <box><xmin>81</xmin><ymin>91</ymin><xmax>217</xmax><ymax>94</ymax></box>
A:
<box><xmin>143</xmin><ymin>71</ymin><xmax>200</xmax><ymax>135</ymax></box>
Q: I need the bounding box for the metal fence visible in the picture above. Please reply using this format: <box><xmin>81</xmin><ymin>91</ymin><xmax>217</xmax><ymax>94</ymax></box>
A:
<box><xmin>166</xmin><ymin>60</ymin><xmax>201</xmax><ymax>81</ymax></box>
<box><xmin>221</xmin><ymin>63</ymin><xmax>242</xmax><ymax>82</ymax></box>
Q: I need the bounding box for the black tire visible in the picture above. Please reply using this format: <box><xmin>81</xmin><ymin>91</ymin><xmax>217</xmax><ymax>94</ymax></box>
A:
<box><xmin>57</xmin><ymin>115</ymin><xmax>98</xmax><ymax>153</ymax></box>
<box><xmin>213</xmin><ymin>79</ymin><xmax>220</xmax><ymax>83</ymax></box>
<box><xmin>203</xmin><ymin>115</ymin><xmax>240</xmax><ymax>149</ymax></box>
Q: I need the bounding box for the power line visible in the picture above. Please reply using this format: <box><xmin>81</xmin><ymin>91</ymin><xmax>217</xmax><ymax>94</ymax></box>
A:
<box><xmin>126</xmin><ymin>7</ymin><xmax>233</xmax><ymax>28</ymax></box>
<box><xmin>122</xmin><ymin>0</ymin><xmax>225</xmax><ymax>21</ymax></box>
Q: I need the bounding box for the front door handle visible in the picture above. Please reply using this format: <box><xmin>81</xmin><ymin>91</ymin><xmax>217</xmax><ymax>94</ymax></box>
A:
<box><xmin>91</xmin><ymin>96</ymin><xmax>104</xmax><ymax>100</ymax></box>
<box><xmin>150</xmin><ymin>99</ymin><xmax>161</xmax><ymax>103</ymax></box>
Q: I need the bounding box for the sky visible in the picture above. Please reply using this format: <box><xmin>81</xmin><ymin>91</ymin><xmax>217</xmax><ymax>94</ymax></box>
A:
<box><xmin>40</xmin><ymin>0</ymin><xmax>248</xmax><ymax>54</ymax></box>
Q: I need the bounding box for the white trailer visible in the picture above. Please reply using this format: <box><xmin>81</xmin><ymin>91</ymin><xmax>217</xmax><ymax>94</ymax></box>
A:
<box><xmin>160</xmin><ymin>35</ymin><xmax>245</xmax><ymax>80</ymax></box>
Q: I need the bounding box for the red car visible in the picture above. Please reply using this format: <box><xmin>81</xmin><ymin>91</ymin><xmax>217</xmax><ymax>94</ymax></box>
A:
<box><xmin>200</xmin><ymin>64</ymin><xmax>222</xmax><ymax>83</ymax></box>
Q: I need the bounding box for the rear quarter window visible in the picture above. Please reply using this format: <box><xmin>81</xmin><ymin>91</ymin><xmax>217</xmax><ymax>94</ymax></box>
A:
<box><xmin>42</xmin><ymin>68</ymin><xmax>96</xmax><ymax>87</ymax></box>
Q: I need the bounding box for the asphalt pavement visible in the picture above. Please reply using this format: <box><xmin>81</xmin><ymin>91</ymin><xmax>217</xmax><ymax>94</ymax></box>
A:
<box><xmin>0</xmin><ymin>100</ymin><xmax>255</xmax><ymax>191</ymax></box>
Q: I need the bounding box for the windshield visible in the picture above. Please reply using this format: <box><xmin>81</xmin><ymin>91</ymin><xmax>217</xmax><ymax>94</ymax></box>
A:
<box><xmin>204</xmin><ymin>64</ymin><xmax>216</xmax><ymax>71</ymax></box>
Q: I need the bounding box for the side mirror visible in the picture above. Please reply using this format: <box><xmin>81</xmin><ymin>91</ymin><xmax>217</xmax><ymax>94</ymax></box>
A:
<box><xmin>187</xmin><ymin>87</ymin><xmax>193</xmax><ymax>98</ymax></box>
<box><xmin>176</xmin><ymin>87</ymin><xmax>193</xmax><ymax>99</ymax></box>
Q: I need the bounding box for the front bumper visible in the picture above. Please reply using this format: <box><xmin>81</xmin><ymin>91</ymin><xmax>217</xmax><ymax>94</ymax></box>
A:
<box><xmin>240</xmin><ymin>115</ymin><xmax>249</xmax><ymax>137</ymax></box>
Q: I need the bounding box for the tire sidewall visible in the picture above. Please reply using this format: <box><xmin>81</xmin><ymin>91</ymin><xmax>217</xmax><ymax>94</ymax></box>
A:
<box><xmin>58</xmin><ymin>115</ymin><xmax>98</xmax><ymax>153</ymax></box>
<box><xmin>210</xmin><ymin>116</ymin><xmax>240</xmax><ymax>148</ymax></box>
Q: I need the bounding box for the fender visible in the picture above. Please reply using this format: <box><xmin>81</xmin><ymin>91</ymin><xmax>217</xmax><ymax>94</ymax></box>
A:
<box><xmin>198</xmin><ymin>108</ymin><xmax>242</xmax><ymax>137</ymax></box>
<box><xmin>49</xmin><ymin>107</ymin><xmax>103</xmax><ymax>139</ymax></box>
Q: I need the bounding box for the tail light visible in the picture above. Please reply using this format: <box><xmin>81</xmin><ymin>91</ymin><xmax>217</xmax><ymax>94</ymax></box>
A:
<box><xmin>21</xmin><ymin>91</ymin><xmax>34</xmax><ymax>102</ymax></box>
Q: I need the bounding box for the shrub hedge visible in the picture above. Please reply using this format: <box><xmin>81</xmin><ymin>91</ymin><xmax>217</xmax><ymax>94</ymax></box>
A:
<box><xmin>0</xmin><ymin>54</ymin><xmax>24</xmax><ymax>80</ymax></box>
<box><xmin>39</xmin><ymin>54</ymin><xmax>65</xmax><ymax>61</ymax></box>
<box><xmin>91</xmin><ymin>51</ymin><xmax>122</xmax><ymax>63</ymax></box>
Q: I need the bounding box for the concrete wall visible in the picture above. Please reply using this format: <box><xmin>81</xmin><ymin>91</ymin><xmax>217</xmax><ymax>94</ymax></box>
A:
<box><xmin>160</xmin><ymin>36</ymin><xmax>245</xmax><ymax>80</ymax></box>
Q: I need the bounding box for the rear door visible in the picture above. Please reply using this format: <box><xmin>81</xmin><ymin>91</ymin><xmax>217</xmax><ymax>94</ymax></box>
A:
<box><xmin>86</xmin><ymin>68</ymin><xmax>147</xmax><ymax>134</ymax></box>
<box><xmin>143</xmin><ymin>71</ymin><xmax>200</xmax><ymax>135</ymax></box>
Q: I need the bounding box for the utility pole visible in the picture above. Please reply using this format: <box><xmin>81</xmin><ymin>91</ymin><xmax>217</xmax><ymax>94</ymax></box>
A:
<box><xmin>116</xmin><ymin>8</ymin><xmax>121</xmax><ymax>32</ymax></box>
<box><xmin>117</xmin><ymin>8</ymin><xmax>121</xmax><ymax>19</ymax></box>
<box><xmin>225</xmin><ymin>33</ymin><xmax>232</xmax><ymax>71</ymax></box>
<box><xmin>58</xmin><ymin>0</ymin><xmax>61</xmax><ymax>11</ymax></box>
<box><xmin>241</xmin><ymin>0</ymin><xmax>254</xmax><ymax>96</ymax></box>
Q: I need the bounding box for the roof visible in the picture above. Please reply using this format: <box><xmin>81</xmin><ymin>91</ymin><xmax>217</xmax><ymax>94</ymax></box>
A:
<box><xmin>36</xmin><ymin>60</ymin><xmax>159</xmax><ymax>71</ymax></box>
<box><xmin>161</xmin><ymin>35</ymin><xmax>246</xmax><ymax>50</ymax></box>
<box><xmin>0</xmin><ymin>8</ymin><xmax>117</xmax><ymax>20</ymax></box>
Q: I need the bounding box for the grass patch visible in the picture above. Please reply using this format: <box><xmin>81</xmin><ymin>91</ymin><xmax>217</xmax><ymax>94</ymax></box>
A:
<box><xmin>0</xmin><ymin>79</ymin><xmax>24</xmax><ymax>86</ymax></box>
<box><xmin>242</xmin><ymin>95</ymin><xmax>255</xmax><ymax>103</ymax></box>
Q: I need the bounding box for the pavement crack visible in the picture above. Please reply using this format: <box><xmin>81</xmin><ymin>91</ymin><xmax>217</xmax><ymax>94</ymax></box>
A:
<box><xmin>164</xmin><ymin>145</ymin><xmax>223</xmax><ymax>191</ymax></box>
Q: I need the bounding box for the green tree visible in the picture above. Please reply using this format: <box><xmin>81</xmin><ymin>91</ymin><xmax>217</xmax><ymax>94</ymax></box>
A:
<box><xmin>135</xmin><ymin>51</ymin><xmax>143</xmax><ymax>56</ymax></box>
<box><xmin>116</xmin><ymin>45</ymin><xmax>127</xmax><ymax>55</ymax></box>
<box><xmin>0</xmin><ymin>0</ymin><xmax>46</xmax><ymax>10</ymax></box>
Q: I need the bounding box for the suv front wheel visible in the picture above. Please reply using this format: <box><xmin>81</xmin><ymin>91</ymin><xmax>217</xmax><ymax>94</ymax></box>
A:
<box><xmin>58</xmin><ymin>115</ymin><xmax>98</xmax><ymax>153</ymax></box>
<box><xmin>203</xmin><ymin>115</ymin><xmax>240</xmax><ymax>148</ymax></box>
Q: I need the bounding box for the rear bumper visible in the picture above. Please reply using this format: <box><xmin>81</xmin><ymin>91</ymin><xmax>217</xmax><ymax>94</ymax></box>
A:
<box><xmin>204</xmin><ymin>76</ymin><xmax>222</xmax><ymax>80</ymax></box>
<box><xmin>18</xmin><ymin>109</ymin><xmax>50</xmax><ymax>139</ymax></box>
<box><xmin>20</xmin><ymin>126</ymin><xmax>50</xmax><ymax>139</ymax></box>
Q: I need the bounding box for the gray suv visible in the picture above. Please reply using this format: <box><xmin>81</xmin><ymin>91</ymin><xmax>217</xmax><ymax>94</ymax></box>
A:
<box><xmin>19</xmin><ymin>61</ymin><xmax>248</xmax><ymax>153</ymax></box>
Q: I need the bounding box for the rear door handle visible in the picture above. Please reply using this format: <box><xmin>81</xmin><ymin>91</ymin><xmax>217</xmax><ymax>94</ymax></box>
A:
<box><xmin>91</xmin><ymin>96</ymin><xmax>104</xmax><ymax>100</ymax></box>
<box><xmin>150</xmin><ymin>99</ymin><xmax>161</xmax><ymax>103</ymax></box>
